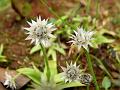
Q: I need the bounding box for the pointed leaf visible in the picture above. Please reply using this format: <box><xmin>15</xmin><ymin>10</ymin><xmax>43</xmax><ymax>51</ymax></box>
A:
<box><xmin>61</xmin><ymin>82</ymin><xmax>84</xmax><ymax>89</ymax></box>
<box><xmin>54</xmin><ymin>73</ymin><xmax>63</xmax><ymax>83</ymax></box>
<box><xmin>52</xmin><ymin>51</ymin><xmax>57</xmax><ymax>61</ymax></box>
<box><xmin>0</xmin><ymin>44</ymin><xmax>3</xmax><ymax>55</ymax></box>
<box><xmin>54</xmin><ymin>46</ymin><xmax>66</xmax><ymax>55</ymax></box>
<box><xmin>30</xmin><ymin>44</ymin><xmax>41</xmax><ymax>54</ymax></box>
<box><xmin>17</xmin><ymin>68</ymin><xmax>41</xmax><ymax>84</ymax></box>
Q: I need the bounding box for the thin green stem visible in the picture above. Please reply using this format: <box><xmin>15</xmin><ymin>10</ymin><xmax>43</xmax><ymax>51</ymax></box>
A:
<box><xmin>75</xmin><ymin>52</ymin><xmax>81</xmax><ymax>62</ymax></box>
<box><xmin>85</xmin><ymin>50</ymin><xmax>99</xmax><ymax>90</ymax></box>
<box><xmin>87</xmin><ymin>85</ymin><xmax>89</xmax><ymax>90</ymax></box>
<box><xmin>40</xmin><ymin>43</ymin><xmax>51</xmax><ymax>81</ymax></box>
<box><xmin>40</xmin><ymin>0</ymin><xmax>59</xmax><ymax>18</ymax></box>
<box><xmin>75</xmin><ymin>52</ymin><xmax>83</xmax><ymax>68</ymax></box>
<box><xmin>95</xmin><ymin>0</ymin><xmax>99</xmax><ymax>18</ymax></box>
<box><xmin>40</xmin><ymin>0</ymin><xmax>77</xmax><ymax>30</ymax></box>
<box><xmin>105</xmin><ymin>88</ymin><xmax>108</xmax><ymax>90</ymax></box>
<box><xmin>91</xmin><ymin>55</ymin><xmax>112</xmax><ymax>78</ymax></box>
<box><xmin>86</xmin><ymin>0</ymin><xmax>91</xmax><ymax>15</ymax></box>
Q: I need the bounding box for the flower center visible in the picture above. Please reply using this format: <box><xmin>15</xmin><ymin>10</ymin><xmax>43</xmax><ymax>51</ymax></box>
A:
<box><xmin>66</xmin><ymin>66</ymin><xmax>78</xmax><ymax>80</ymax></box>
<box><xmin>33</xmin><ymin>26</ymin><xmax>48</xmax><ymax>40</ymax></box>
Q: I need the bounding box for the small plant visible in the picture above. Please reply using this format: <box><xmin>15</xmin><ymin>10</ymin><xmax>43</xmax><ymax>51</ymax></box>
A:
<box><xmin>4</xmin><ymin>72</ymin><xmax>17</xmax><ymax>90</ymax></box>
<box><xmin>16</xmin><ymin>16</ymin><xmax>94</xmax><ymax>90</ymax></box>
<box><xmin>69</xmin><ymin>27</ymin><xmax>99</xmax><ymax>90</ymax></box>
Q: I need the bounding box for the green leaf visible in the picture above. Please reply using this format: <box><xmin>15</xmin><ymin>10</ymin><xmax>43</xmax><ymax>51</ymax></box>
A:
<box><xmin>55</xmin><ymin>15</ymin><xmax>68</xmax><ymax>26</ymax></box>
<box><xmin>0</xmin><ymin>56</ymin><xmax>6</xmax><ymax>59</ymax></box>
<box><xmin>47</xmin><ymin>48</ymin><xmax>54</xmax><ymax>57</ymax></box>
<box><xmin>91</xmin><ymin>55</ymin><xmax>112</xmax><ymax>78</ymax></box>
<box><xmin>51</xmin><ymin>51</ymin><xmax>57</xmax><ymax>61</ymax></box>
<box><xmin>0</xmin><ymin>56</ymin><xmax>7</xmax><ymax>62</ymax></box>
<box><xmin>44</xmin><ymin>60</ymin><xmax>57</xmax><ymax>77</ymax></box>
<box><xmin>0</xmin><ymin>44</ymin><xmax>4</xmax><ymax>55</ymax></box>
<box><xmin>54</xmin><ymin>73</ymin><xmax>63</xmax><ymax>83</ymax></box>
<box><xmin>54</xmin><ymin>45</ymin><xmax>66</xmax><ymax>55</ymax></box>
<box><xmin>32</xmin><ymin>63</ymin><xmax>41</xmax><ymax>75</ymax></box>
<box><xmin>92</xmin><ymin>35</ymin><xmax>114</xmax><ymax>48</ymax></box>
<box><xmin>17</xmin><ymin>67</ymin><xmax>41</xmax><ymax>84</ymax></box>
<box><xmin>30</xmin><ymin>44</ymin><xmax>41</xmax><ymax>54</ymax></box>
<box><xmin>102</xmin><ymin>76</ymin><xmax>111</xmax><ymax>90</ymax></box>
<box><xmin>49</xmin><ymin>60</ymin><xmax>57</xmax><ymax>76</ymax></box>
<box><xmin>0</xmin><ymin>44</ymin><xmax>7</xmax><ymax>62</ymax></box>
<box><xmin>61</xmin><ymin>82</ymin><xmax>84</xmax><ymax>89</ymax></box>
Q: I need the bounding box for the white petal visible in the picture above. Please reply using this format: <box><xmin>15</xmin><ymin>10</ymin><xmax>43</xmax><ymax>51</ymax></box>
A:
<box><xmin>74</xmin><ymin>62</ymin><xmax>77</xmax><ymax>67</ymax></box>
<box><xmin>70</xmin><ymin>62</ymin><xmax>73</xmax><ymax>66</ymax></box>
<box><xmin>50</xmin><ymin>28</ymin><xmax>57</xmax><ymax>31</ymax></box>
<box><xmin>31</xmin><ymin>20</ymin><xmax>37</xmax><ymax>25</ymax></box>
<box><xmin>24</xmin><ymin>27</ymin><xmax>30</xmax><ymax>31</ymax></box>
<box><xmin>61</xmin><ymin>66</ymin><xmax>66</xmax><ymax>71</ymax></box>
<box><xmin>46</xmin><ymin>23</ymin><xmax>53</xmax><ymax>28</ymax></box>
<box><xmin>77</xmin><ymin>45</ymin><xmax>81</xmax><ymax>51</ymax></box>
<box><xmin>4</xmin><ymin>80</ymin><xmax>9</xmax><ymax>86</ymax></box>
<box><xmin>74</xmin><ymin>31</ymin><xmax>78</xmax><ymax>36</ymax></box>
<box><xmin>25</xmin><ymin>35</ymin><xmax>32</xmax><ymax>40</ymax></box>
<box><xmin>66</xmin><ymin>62</ymin><xmax>70</xmax><ymax>68</ymax></box>
<box><xmin>48</xmin><ymin>33</ymin><xmax>56</xmax><ymax>38</ymax></box>
<box><xmin>83</xmin><ymin>44</ymin><xmax>88</xmax><ymax>51</ymax></box>
<box><xmin>27</xmin><ymin>21</ymin><xmax>33</xmax><ymax>26</ymax></box>
<box><xmin>37</xmin><ymin>16</ymin><xmax>41</xmax><ymax>22</ymax></box>
<box><xmin>31</xmin><ymin>39</ymin><xmax>35</xmax><ymax>44</ymax></box>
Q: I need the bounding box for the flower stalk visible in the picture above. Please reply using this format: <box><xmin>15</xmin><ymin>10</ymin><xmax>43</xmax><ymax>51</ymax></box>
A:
<box><xmin>85</xmin><ymin>49</ymin><xmax>99</xmax><ymax>90</ymax></box>
<box><xmin>95</xmin><ymin>0</ymin><xmax>99</xmax><ymax>19</ymax></box>
<box><xmin>24</xmin><ymin>16</ymin><xmax>56</xmax><ymax>82</ymax></box>
<box><xmin>40</xmin><ymin>43</ymin><xmax>51</xmax><ymax>82</ymax></box>
<box><xmin>86</xmin><ymin>0</ymin><xmax>91</xmax><ymax>15</ymax></box>
<box><xmin>87</xmin><ymin>85</ymin><xmax>89</xmax><ymax>90</ymax></box>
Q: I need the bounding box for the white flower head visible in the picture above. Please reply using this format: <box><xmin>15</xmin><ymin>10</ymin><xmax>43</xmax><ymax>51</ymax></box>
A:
<box><xmin>4</xmin><ymin>72</ymin><xmax>16</xmax><ymax>90</ymax></box>
<box><xmin>61</xmin><ymin>62</ymin><xmax>80</xmax><ymax>83</ymax></box>
<box><xmin>24</xmin><ymin>16</ymin><xmax>56</xmax><ymax>47</ymax></box>
<box><xmin>69</xmin><ymin>27</ymin><xmax>94</xmax><ymax>51</ymax></box>
<box><xmin>79</xmin><ymin>73</ymin><xmax>92</xmax><ymax>85</ymax></box>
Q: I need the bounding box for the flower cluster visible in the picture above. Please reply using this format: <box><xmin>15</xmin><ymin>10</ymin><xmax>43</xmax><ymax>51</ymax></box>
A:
<box><xmin>69</xmin><ymin>27</ymin><xmax>94</xmax><ymax>51</ymax></box>
<box><xmin>24</xmin><ymin>16</ymin><xmax>94</xmax><ymax>86</ymax></box>
<box><xmin>61</xmin><ymin>62</ymin><xmax>92</xmax><ymax>84</ymax></box>
<box><xmin>24</xmin><ymin>16</ymin><xmax>56</xmax><ymax>47</ymax></box>
<box><xmin>24</xmin><ymin>16</ymin><xmax>94</xmax><ymax>50</ymax></box>
<box><xmin>61</xmin><ymin>62</ymin><xmax>80</xmax><ymax>83</ymax></box>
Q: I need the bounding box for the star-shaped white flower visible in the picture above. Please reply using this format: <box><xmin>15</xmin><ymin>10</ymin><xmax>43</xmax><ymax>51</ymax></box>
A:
<box><xmin>69</xmin><ymin>27</ymin><xmax>94</xmax><ymax>51</ymax></box>
<box><xmin>24</xmin><ymin>16</ymin><xmax>56</xmax><ymax>47</ymax></box>
<box><xmin>61</xmin><ymin>62</ymin><xmax>80</xmax><ymax>83</ymax></box>
<box><xmin>4</xmin><ymin>72</ymin><xmax>16</xmax><ymax>90</ymax></box>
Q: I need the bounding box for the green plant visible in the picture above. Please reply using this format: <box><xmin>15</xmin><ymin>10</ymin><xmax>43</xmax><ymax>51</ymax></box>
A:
<box><xmin>17</xmin><ymin>61</ymin><xmax>84</xmax><ymax>90</ymax></box>
<box><xmin>92</xmin><ymin>29</ymin><xmax>114</xmax><ymax>48</ymax></box>
<box><xmin>30</xmin><ymin>43</ymin><xmax>66</xmax><ymax>61</ymax></box>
